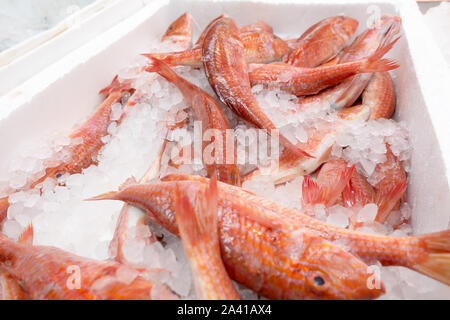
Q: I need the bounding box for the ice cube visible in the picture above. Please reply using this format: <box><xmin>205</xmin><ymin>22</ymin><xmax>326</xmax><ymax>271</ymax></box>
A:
<box><xmin>357</xmin><ymin>203</ymin><xmax>378</xmax><ymax>223</ymax></box>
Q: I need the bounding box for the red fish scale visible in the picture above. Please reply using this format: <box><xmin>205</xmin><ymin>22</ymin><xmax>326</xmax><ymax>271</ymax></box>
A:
<box><xmin>98</xmin><ymin>180</ymin><xmax>431</xmax><ymax>298</ymax></box>
<box><xmin>219</xmin><ymin>207</ymin><xmax>316</xmax><ymax>299</ymax></box>
<box><xmin>0</xmin><ymin>240</ymin><xmax>155</xmax><ymax>299</ymax></box>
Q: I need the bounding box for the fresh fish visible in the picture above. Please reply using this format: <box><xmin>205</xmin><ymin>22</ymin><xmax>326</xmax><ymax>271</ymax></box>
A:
<box><xmin>0</xmin><ymin>76</ymin><xmax>135</xmax><ymax>220</ymax></box>
<box><xmin>175</xmin><ymin>175</ymin><xmax>240</xmax><ymax>299</ymax></box>
<box><xmin>361</xmin><ymin>72</ymin><xmax>396</xmax><ymax>120</ymax></box>
<box><xmin>304</xmin><ymin>157</ymin><xmax>405</xmax><ymax>228</ymax></box>
<box><xmin>248</xmin><ymin>37</ymin><xmax>400</xmax><ymax>97</ymax></box>
<box><xmin>322</xmin><ymin>148</ymin><xmax>406</xmax><ymax>227</ymax></box>
<box><xmin>27</xmin><ymin>77</ymin><xmax>134</xmax><ymax>189</ymax></box>
<box><xmin>338</xmin><ymin>15</ymin><xmax>402</xmax><ymax>63</ymax></box>
<box><xmin>0</xmin><ymin>225</ymin><xmax>174</xmax><ymax>300</ymax></box>
<box><xmin>285</xmin><ymin>16</ymin><xmax>358</xmax><ymax>68</ymax></box>
<box><xmin>145</xmin><ymin>31</ymin><xmax>288</xmax><ymax>68</ymax></box>
<box><xmin>202</xmin><ymin>17</ymin><xmax>311</xmax><ymax>158</ymax></box>
<box><xmin>295</xmin><ymin>14</ymin><xmax>402</xmax><ymax>111</ymax></box>
<box><xmin>0</xmin><ymin>270</ymin><xmax>28</xmax><ymax>300</ymax></box>
<box><xmin>371</xmin><ymin>146</ymin><xmax>407</xmax><ymax>223</ymax></box>
<box><xmin>302</xmin><ymin>158</ymin><xmax>355</xmax><ymax>207</ymax></box>
<box><xmin>146</xmin><ymin>57</ymin><xmax>241</xmax><ymax>185</ymax></box>
<box><xmin>162</xmin><ymin>12</ymin><xmax>194</xmax><ymax>49</ymax></box>
<box><xmin>244</xmin><ymin>105</ymin><xmax>371</xmax><ymax>185</ymax></box>
<box><xmin>89</xmin><ymin>178</ymin><xmax>386</xmax><ymax>300</ymax></box>
<box><xmin>305</xmin><ymin>152</ymin><xmax>407</xmax><ymax>228</ymax></box>
<box><xmin>92</xmin><ymin>174</ymin><xmax>450</xmax><ymax>287</ymax></box>
<box><xmin>0</xmin><ymin>14</ymin><xmax>193</xmax><ymax>235</ymax></box>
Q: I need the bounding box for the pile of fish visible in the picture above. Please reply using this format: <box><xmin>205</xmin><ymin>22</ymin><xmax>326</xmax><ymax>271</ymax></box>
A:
<box><xmin>0</xmin><ymin>12</ymin><xmax>449</xmax><ymax>300</ymax></box>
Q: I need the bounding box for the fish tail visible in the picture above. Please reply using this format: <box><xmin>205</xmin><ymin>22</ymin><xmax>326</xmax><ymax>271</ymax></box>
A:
<box><xmin>301</xmin><ymin>175</ymin><xmax>321</xmax><ymax>206</ymax></box>
<box><xmin>341</xmin><ymin>182</ymin><xmax>357</xmax><ymax>207</ymax></box>
<box><xmin>329</xmin><ymin>164</ymin><xmax>356</xmax><ymax>205</ymax></box>
<box><xmin>98</xmin><ymin>75</ymin><xmax>132</xmax><ymax>96</ymax></box>
<box><xmin>325</xmin><ymin>164</ymin><xmax>355</xmax><ymax>206</ymax></box>
<box><xmin>142</xmin><ymin>53</ymin><xmax>180</xmax><ymax>67</ymax></box>
<box><xmin>361</xmin><ymin>59</ymin><xmax>399</xmax><ymax>73</ymax></box>
<box><xmin>18</xmin><ymin>223</ymin><xmax>34</xmax><ymax>245</ymax></box>
<box><xmin>412</xmin><ymin>230</ymin><xmax>450</xmax><ymax>285</ymax></box>
<box><xmin>279</xmin><ymin>135</ymin><xmax>314</xmax><ymax>159</ymax></box>
<box><xmin>374</xmin><ymin>178</ymin><xmax>407</xmax><ymax>223</ymax></box>
<box><xmin>144</xmin><ymin>56</ymin><xmax>180</xmax><ymax>82</ymax></box>
<box><xmin>303</xmin><ymin>164</ymin><xmax>354</xmax><ymax>207</ymax></box>
<box><xmin>360</xmin><ymin>37</ymin><xmax>401</xmax><ymax>73</ymax></box>
<box><xmin>175</xmin><ymin>174</ymin><xmax>219</xmax><ymax>246</ymax></box>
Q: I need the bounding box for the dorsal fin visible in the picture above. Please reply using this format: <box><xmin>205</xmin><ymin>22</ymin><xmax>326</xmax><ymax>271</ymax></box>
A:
<box><xmin>119</xmin><ymin>176</ymin><xmax>138</xmax><ymax>191</ymax></box>
<box><xmin>18</xmin><ymin>223</ymin><xmax>34</xmax><ymax>245</ymax></box>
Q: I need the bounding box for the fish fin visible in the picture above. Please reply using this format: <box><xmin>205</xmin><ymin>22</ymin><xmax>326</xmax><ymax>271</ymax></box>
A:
<box><xmin>144</xmin><ymin>56</ymin><xmax>177</xmax><ymax>80</ymax></box>
<box><xmin>142</xmin><ymin>53</ymin><xmax>178</xmax><ymax>67</ymax></box>
<box><xmin>0</xmin><ymin>271</ymin><xmax>28</xmax><ymax>300</ymax></box>
<box><xmin>99</xmin><ymin>75</ymin><xmax>132</xmax><ymax>96</ymax></box>
<box><xmin>161</xmin><ymin>173</ymin><xmax>206</xmax><ymax>182</ymax></box>
<box><xmin>328</xmin><ymin>164</ymin><xmax>355</xmax><ymax>206</ymax></box>
<box><xmin>360</xmin><ymin>37</ymin><xmax>401</xmax><ymax>73</ymax></box>
<box><xmin>341</xmin><ymin>177</ymin><xmax>373</xmax><ymax>208</ymax></box>
<box><xmin>411</xmin><ymin>230</ymin><xmax>450</xmax><ymax>285</ymax></box>
<box><xmin>321</xmin><ymin>56</ymin><xmax>339</xmax><ymax>67</ymax></box>
<box><xmin>303</xmin><ymin>164</ymin><xmax>355</xmax><ymax>207</ymax></box>
<box><xmin>141</xmin><ymin>140</ymin><xmax>168</xmax><ymax>183</ymax></box>
<box><xmin>18</xmin><ymin>223</ymin><xmax>33</xmax><ymax>246</ymax></box>
<box><xmin>176</xmin><ymin>174</ymin><xmax>218</xmax><ymax>247</ymax></box>
<box><xmin>279</xmin><ymin>135</ymin><xmax>314</xmax><ymax>159</ymax></box>
<box><xmin>374</xmin><ymin>178</ymin><xmax>407</xmax><ymax>223</ymax></box>
<box><xmin>119</xmin><ymin>176</ymin><xmax>138</xmax><ymax>191</ymax></box>
<box><xmin>361</xmin><ymin>59</ymin><xmax>400</xmax><ymax>73</ymax></box>
<box><xmin>412</xmin><ymin>254</ymin><xmax>450</xmax><ymax>286</ymax></box>
<box><xmin>302</xmin><ymin>175</ymin><xmax>321</xmax><ymax>206</ymax></box>
<box><xmin>85</xmin><ymin>191</ymin><xmax>119</xmax><ymax>201</ymax></box>
<box><xmin>419</xmin><ymin>230</ymin><xmax>450</xmax><ymax>253</ymax></box>
<box><xmin>341</xmin><ymin>182</ymin><xmax>357</xmax><ymax>207</ymax></box>
<box><xmin>175</xmin><ymin>175</ymin><xmax>241</xmax><ymax>300</ymax></box>
<box><xmin>109</xmin><ymin>205</ymin><xmax>127</xmax><ymax>262</ymax></box>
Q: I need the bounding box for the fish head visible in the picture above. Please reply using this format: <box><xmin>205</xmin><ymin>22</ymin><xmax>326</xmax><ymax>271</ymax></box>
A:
<box><xmin>163</xmin><ymin>12</ymin><xmax>193</xmax><ymax>39</ymax></box>
<box><xmin>332</xmin><ymin>16</ymin><xmax>359</xmax><ymax>39</ymax></box>
<box><xmin>297</xmin><ymin>235</ymin><xmax>385</xmax><ymax>300</ymax></box>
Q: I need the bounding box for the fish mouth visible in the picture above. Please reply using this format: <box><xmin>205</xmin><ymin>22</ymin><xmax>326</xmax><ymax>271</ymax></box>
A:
<box><xmin>305</xmin><ymin>240</ymin><xmax>386</xmax><ymax>300</ymax></box>
<box><xmin>325</xmin><ymin>254</ymin><xmax>386</xmax><ymax>300</ymax></box>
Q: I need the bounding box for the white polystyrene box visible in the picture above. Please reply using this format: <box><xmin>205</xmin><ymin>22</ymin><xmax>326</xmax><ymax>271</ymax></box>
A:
<box><xmin>0</xmin><ymin>0</ymin><xmax>449</xmax><ymax>298</ymax></box>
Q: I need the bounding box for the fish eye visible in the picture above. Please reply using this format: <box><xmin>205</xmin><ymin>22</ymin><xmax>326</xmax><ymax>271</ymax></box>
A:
<box><xmin>55</xmin><ymin>172</ymin><xmax>63</xmax><ymax>179</ymax></box>
<box><xmin>314</xmin><ymin>276</ymin><xmax>325</xmax><ymax>286</ymax></box>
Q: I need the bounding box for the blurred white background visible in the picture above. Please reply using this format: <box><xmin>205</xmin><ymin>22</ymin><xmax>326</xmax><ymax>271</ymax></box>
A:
<box><xmin>0</xmin><ymin>0</ymin><xmax>448</xmax><ymax>65</ymax></box>
<box><xmin>0</xmin><ymin>0</ymin><xmax>94</xmax><ymax>51</ymax></box>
